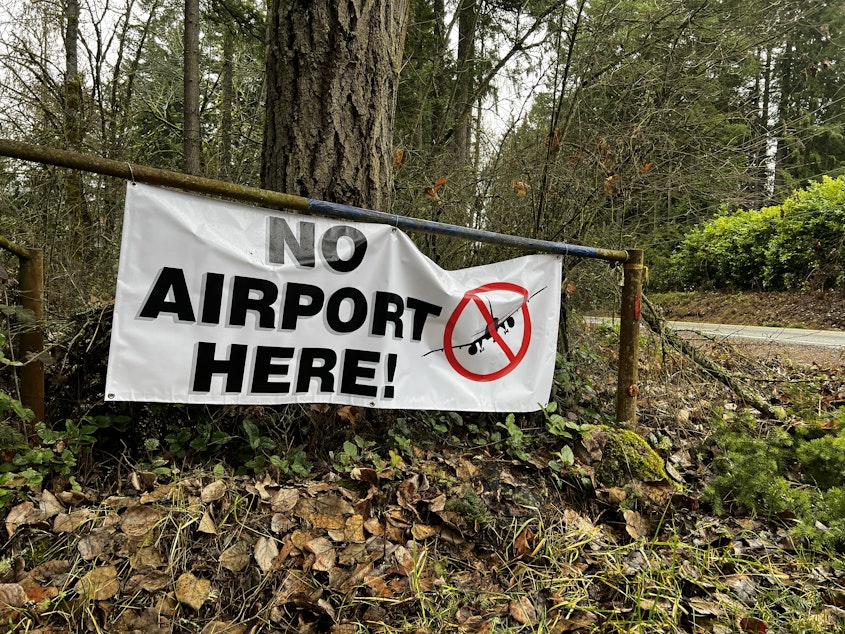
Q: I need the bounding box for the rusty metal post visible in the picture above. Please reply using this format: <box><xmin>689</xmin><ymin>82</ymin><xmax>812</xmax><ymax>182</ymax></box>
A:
<box><xmin>19</xmin><ymin>249</ymin><xmax>45</xmax><ymax>423</ymax></box>
<box><xmin>615</xmin><ymin>249</ymin><xmax>644</xmax><ymax>424</ymax></box>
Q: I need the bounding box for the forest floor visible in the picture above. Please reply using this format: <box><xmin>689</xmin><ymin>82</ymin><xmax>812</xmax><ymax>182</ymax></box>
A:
<box><xmin>2</xmin><ymin>292</ymin><xmax>845</xmax><ymax>633</ymax></box>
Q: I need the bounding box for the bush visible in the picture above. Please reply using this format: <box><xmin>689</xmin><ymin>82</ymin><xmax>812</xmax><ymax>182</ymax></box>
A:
<box><xmin>706</xmin><ymin>410</ymin><xmax>845</xmax><ymax>550</ymax></box>
<box><xmin>670</xmin><ymin>175</ymin><xmax>845</xmax><ymax>291</ymax></box>
<box><xmin>764</xmin><ymin>175</ymin><xmax>845</xmax><ymax>290</ymax></box>
<box><xmin>670</xmin><ymin>205</ymin><xmax>781</xmax><ymax>289</ymax></box>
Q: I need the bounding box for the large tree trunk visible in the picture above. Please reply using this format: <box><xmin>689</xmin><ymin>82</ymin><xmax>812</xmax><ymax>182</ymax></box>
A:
<box><xmin>261</xmin><ymin>0</ymin><xmax>409</xmax><ymax>210</ymax></box>
<box><xmin>183</xmin><ymin>0</ymin><xmax>202</xmax><ymax>175</ymax></box>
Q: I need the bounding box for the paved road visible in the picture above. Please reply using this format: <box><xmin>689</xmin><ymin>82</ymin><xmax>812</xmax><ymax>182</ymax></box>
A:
<box><xmin>585</xmin><ymin>317</ymin><xmax>845</xmax><ymax>349</ymax></box>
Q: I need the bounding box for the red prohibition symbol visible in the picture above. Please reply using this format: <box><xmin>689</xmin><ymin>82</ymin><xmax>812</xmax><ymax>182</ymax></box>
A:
<box><xmin>443</xmin><ymin>282</ymin><xmax>532</xmax><ymax>382</ymax></box>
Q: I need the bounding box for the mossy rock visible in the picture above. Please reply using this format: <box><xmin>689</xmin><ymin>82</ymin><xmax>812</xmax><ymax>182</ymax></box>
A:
<box><xmin>593</xmin><ymin>427</ymin><xmax>672</xmax><ymax>487</ymax></box>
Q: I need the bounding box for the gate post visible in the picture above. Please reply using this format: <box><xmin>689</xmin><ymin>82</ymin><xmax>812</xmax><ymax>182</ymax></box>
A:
<box><xmin>615</xmin><ymin>249</ymin><xmax>643</xmax><ymax>424</ymax></box>
<box><xmin>19</xmin><ymin>248</ymin><xmax>45</xmax><ymax>424</ymax></box>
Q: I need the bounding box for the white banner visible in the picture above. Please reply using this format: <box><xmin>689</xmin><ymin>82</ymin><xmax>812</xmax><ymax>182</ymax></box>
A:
<box><xmin>105</xmin><ymin>184</ymin><xmax>561</xmax><ymax>411</ymax></box>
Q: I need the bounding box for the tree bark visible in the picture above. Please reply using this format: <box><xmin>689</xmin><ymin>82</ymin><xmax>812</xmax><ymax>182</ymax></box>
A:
<box><xmin>63</xmin><ymin>0</ymin><xmax>89</xmax><ymax>241</ymax></box>
<box><xmin>184</xmin><ymin>0</ymin><xmax>202</xmax><ymax>175</ymax></box>
<box><xmin>451</xmin><ymin>0</ymin><xmax>477</xmax><ymax>164</ymax></box>
<box><xmin>219</xmin><ymin>28</ymin><xmax>234</xmax><ymax>181</ymax></box>
<box><xmin>262</xmin><ymin>0</ymin><xmax>410</xmax><ymax>210</ymax></box>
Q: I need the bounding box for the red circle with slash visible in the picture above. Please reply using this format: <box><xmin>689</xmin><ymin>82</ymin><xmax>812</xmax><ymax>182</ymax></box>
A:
<box><xmin>443</xmin><ymin>282</ymin><xmax>532</xmax><ymax>382</ymax></box>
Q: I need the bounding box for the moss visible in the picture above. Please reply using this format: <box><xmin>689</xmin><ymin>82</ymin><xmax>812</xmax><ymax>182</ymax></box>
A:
<box><xmin>594</xmin><ymin>427</ymin><xmax>673</xmax><ymax>487</ymax></box>
<box><xmin>445</xmin><ymin>486</ymin><xmax>492</xmax><ymax>528</ymax></box>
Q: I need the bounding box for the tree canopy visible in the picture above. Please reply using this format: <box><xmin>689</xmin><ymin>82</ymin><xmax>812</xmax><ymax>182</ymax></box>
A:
<box><xmin>0</xmin><ymin>0</ymin><xmax>844</xmax><ymax>305</ymax></box>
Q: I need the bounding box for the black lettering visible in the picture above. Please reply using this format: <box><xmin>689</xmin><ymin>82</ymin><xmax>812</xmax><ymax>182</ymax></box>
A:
<box><xmin>251</xmin><ymin>346</ymin><xmax>293</xmax><ymax>393</ymax></box>
<box><xmin>192</xmin><ymin>342</ymin><xmax>247</xmax><ymax>392</ymax></box>
<box><xmin>406</xmin><ymin>298</ymin><xmax>442</xmax><ymax>341</ymax></box>
<box><xmin>200</xmin><ymin>273</ymin><xmax>225</xmax><ymax>324</ymax></box>
<box><xmin>296</xmin><ymin>348</ymin><xmax>337</xmax><ymax>393</ymax></box>
<box><xmin>340</xmin><ymin>349</ymin><xmax>379</xmax><ymax>397</ymax></box>
<box><xmin>326</xmin><ymin>287</ymin><xmax>367</xmax><ymax>333</ymax></box>
<box><xmin>229</xmin><ymin>276</ymin><xmax>279</xmax><ymax>328</ymax></box>
<box><xmin>267</xmin><ymin>217</ymin><xmax>315</xmax><ymax>267</ymax></box>
<box><xmin>139</xmin><ymin>267</ymin><xmax>195</xmax><ymax>322</ymax></box>
<box><xmin>322</xmin><ymin>225</ymin><xmax>367</xmax><ymax>273</ymax></box>
<box><xmin>371</xmin><ymin>292</ymin><xmax>404</xmax><ymax>338</ymax></box>
<box><xmin>281</xmin><ymin>283</ymin><xmax>324</xmax><ymax>330</ymax></box>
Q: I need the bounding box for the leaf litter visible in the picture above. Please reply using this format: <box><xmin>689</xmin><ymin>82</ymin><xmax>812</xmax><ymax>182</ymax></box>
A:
<box><xmin>4</xmin><ymin>319</ymin><xmax>845</xmax><ymax>632</ymax></box>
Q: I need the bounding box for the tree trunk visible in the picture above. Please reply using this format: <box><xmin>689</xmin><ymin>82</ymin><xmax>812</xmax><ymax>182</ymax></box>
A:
<box><xmin>451</xmin><ymin>0</ymin><xmax>477</xmax><ymax>165</ymax></box>
<box><xmin>63</xmin><ymin>0</ymin><xmax>89</xmax><ymax>241</ymax></box>
<box><xmin>261</xmin><ymin>0</ymin><xmax>409</xmax><ymax>210</ymax></box>
<box><xmin>184</xmin><ymin>0</ymin><xmax>202</xmax><ymax>175</ymax></box>
<box><xmin>219</xmin><ymin>28</ymin><xmax>234</xmax><ymax>181</ymax></box>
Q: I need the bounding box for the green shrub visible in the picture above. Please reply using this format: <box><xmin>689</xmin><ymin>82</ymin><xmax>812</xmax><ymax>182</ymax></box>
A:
<box><xmin>669</xmin><ymin>205</ymin><xmax>781</xmax><ymax>289</ymax></box>
<box><xmin>670</xmin><ymin>175</ymin><xmax>845</xmax><ymax>291</ymax></box>
<box><xmin>764</xmin><ymin>175</ymin><xmax>845</xmax><ymax>290</ymax></box>
<box><xmin>706</xmin><ymin>411</ymin><xmax>845</xmax><ymax>550</ymax></box>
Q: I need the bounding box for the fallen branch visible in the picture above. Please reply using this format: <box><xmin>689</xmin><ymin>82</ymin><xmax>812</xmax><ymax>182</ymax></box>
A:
<box><xmin>641</xmin><ymin>295</ymin><xmax>787</xmax><ymax>421</ymax></box>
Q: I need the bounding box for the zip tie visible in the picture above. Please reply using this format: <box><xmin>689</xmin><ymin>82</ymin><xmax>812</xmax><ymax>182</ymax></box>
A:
<box><xmin>127</xmin><ymin>162</ymin><xmax>136</xmax><ymax>185</ymax></box>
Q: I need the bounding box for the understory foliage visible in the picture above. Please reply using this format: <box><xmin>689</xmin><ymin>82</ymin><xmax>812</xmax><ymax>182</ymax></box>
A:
<box><xmin>707</xmin><ymin>408</ymin><xmax>845</xmax><ymax>549</ymax></box>
<box><xmin>669</xmin><ymin>175</ymin><xmax>845</xmax><ymax>291</ymax></box>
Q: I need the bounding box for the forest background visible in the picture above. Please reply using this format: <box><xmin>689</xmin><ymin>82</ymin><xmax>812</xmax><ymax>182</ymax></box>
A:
<box><xmin>3</xmin><ymin>0</ymin><xmax>845</xmax><ymax>632</ymax></box>
<box><xmin>2</xmin><ymin>0</ymin><xmax>845</xmax><ymax>312</ymax></box>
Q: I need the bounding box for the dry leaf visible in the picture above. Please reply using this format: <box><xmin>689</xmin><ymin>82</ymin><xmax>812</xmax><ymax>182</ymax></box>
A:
<box><xmin>623</xmin><ymin>509</ymin><xmax>650</xmax><ymax>540</ymax></box>
<box><xmin>197</xmin><ymin>511</ymin><xmax>217</xmax><ymax>535</ymax></box>
<box><xmin>548</xmin><ymin>611</ymin><xmax>599</xmax><ymax>632</ymax></box>
<box><xmin>201</xmin><ymin>621</ymin><xmax>247</xmax><ymax>634</ymax></box>
<box><xmin>38</xmin><ymin>491</ymin><xmax>64</xmax><ymax>518</ymax></box>
<box><xmin>344</xmin><ymin>514</ymin><xmax>366</xmax><ymax>543</ymax></box>
<box><xmin>53</xmin><ymin>509</ymin><xmax>95</xmax><ymax>533</ymax></box>
<box><xmin>397</xmin><ymin>474</ymin><xmax>427</xmax><ymax>511</ymax></box>
<box><xmin>350</xmin><ymin>467</ymin><xmax>379</xmax><ymax>487</ymax></box>
<box><xmin>175</xmin><ymin>572</ymin><xmax>211</xmax><ymax>611</ymax></box>
<box><xmin>0</xmin><ymin>583</ymin><xmax>28</xmax><ymax>607</ymax></box>
<box><xmin>364</xmin><ymin>574</ymin><xmax>393</xmax><ymax>597</ymax></box>
<box><xmin>220</xmin><ymin>539</ymin><xmax>252</xmax><ymax>573</ymax></box>
<box><xmin>392</xmin><ymin>148</ymin><xmax>404</xmax><ymax>170</ymax></box>
<box><xmin>740</xmin><ymin>616</ymin><xmax>768</xmax><ymax>633</ymax></box>
<box><xmin>270</xmin><ymin>488</ymin><xmax>299</xmax><ymax>513</ymax></box>
<box><xmin>254</xmin><ymin>536</ymin><xmax>279</xmax><ymax>573</ymax></box>
<box><xmin>410</xmin><ymin>523</ymin><xmax>437</xmax><ymax>541</ymax></box>
<box><xmin>121</xmin><ymin>505</ymin><xmax>163</xmax><ymax>537</ymax></box>
<box><xmin>305</xmin><ymin>537</ymin><xmax>335</xmax><ymax>572</ymax></box>
<box><xmin>512</xmin><ymin>180</ymin><xmax>530</xmax><ymax>195</ymax></box>
<box><xmin>393</xmin><ymin>545</ymin><xmax>414</xmax><ymax>575</ymax></box>
<box><xmin>140</xmin><ymin>483</ymin><xmax>174</xmax><ymax>503</ymax></box>
<box><xmin>336</xmin><ymin>405</ymin><xmax>358</xmax><ymax>425</ymax></box>
<box><xmin>78</xmin><ymin>527</ymin><xmax>119</xmax><ymax>560</ymax></box>
<box><xmin>687</xmin><ymin>597</ymin><xmax>727</xmax><ymax>616</ymax></box>
<box><xmin>509</xmin><ymin>596</ymin><xmax>537</xmax><ymax>625</ymax></box>
<box><xmin>124</xmin><ymin>570</ymin><xmax>171</xmax><ymax>594</ymax></box>
<box><xmin>29</xmin><ymin>560</ymin><xmax>71</xmax><ymax>584</ymax></box>
<box><xmin>74</xmin><ymin>565</ymin><xmax>119</xmax><ymax>601</ymax></box>
<box><xmin>513</xmin><ymin>526</ymin><xmax>535</xmax><ymax>559</ymax></box>
<box><xmin>130</xmin><ymin>546</ymin><xmax>166</xmax><ymax>570</ymax></box>
<box><xmin>604</xmin><ymin>173</ymin><xmax>619</xmax><ymax>195</ymax></box>
<box><xmin>424</xmin><ymin>175</ymin><xmax>449</xmax><ymax>200</ymax></box>
<box><xmin>5</xmin><ymin>502</ymin><xmax>48</xmax><ymax>537</ymax></box>
<box><xmin>309</xmin><ymin>512</ymin><xmax>346</xmax><ymax>531</ymax></box>
<box><xmin>201</xmin><ymin>480</ymin><xmax>227</xmax><ymax>503</ymax></box>
<box><xmin>24</xmin><ymin>584</ymin><xmax>59</xmax><ymax>608</ymax></box>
